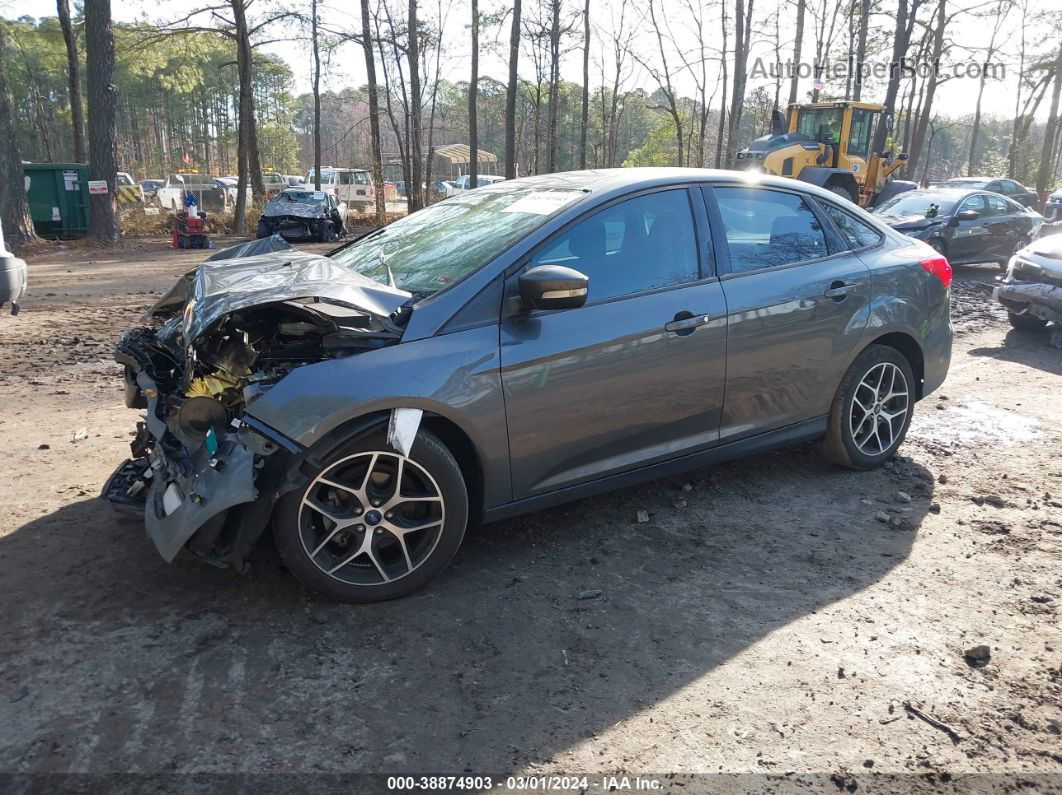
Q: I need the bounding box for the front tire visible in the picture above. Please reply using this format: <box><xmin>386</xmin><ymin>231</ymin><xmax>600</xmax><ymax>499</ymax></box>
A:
<box><xmin>928</xmin><ymin>237</ymin><xmax>947</xmax><ymax>256</ymax></box>
<box><xmin>273</xmin><ymin>429</ymin><xmax>468</xmax><ymax>603</ymax></box>
<box><xmin>820</xmin><ymin>345</ymin><xmax>916</xmax><ymax>470</ymax></box>
<box><xmin>256</xmin><ymin>220</ymin><xmax>270</xmax><ymax>238</ymax></box>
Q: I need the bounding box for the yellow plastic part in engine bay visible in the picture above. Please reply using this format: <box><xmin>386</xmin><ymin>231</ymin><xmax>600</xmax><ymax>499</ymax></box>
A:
<box><xmin>186</xmin><ymin>370</ymin><xmax>241</xmax><ymax>399</ymax></box>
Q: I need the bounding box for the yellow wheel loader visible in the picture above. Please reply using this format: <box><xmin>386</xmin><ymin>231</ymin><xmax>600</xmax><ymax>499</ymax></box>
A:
<box><xmin>733</xmin><ymin>101</ymin><xmax>917</xmax><ymax>208</ymax></box>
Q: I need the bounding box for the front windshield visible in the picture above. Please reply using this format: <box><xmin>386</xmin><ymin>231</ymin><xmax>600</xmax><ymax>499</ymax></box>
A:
<box><xmin>279</xmin><ymin>190</ymin><xmax>327</xmax><ymax>205</ymax></box>
<box><xmin>874</xmin><ymin>192</ymin><xmax>958</xmax><ymax>217</ymax></box>
<box><xmin>330</xmin><ymin>184</ymin><xmax>585</xmax><ymax>296</ymax></box>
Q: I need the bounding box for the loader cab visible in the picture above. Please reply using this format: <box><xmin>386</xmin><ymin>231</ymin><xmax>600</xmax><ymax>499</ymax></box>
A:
<box><xmin>788</xmin><ymin>103</ymin><xmax>880</xmax><ymax>173</ymax></box>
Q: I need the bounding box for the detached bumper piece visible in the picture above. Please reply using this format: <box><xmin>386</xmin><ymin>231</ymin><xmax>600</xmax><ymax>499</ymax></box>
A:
<box><xmin>994</xmin><ymin>281</ymin><xmax>1062</xmax><ymax>325</ymax></box>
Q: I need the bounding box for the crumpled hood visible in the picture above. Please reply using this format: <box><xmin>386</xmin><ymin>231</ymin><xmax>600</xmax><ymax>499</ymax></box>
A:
<box><xmin>263</xmin><ymin>198</ymin><xmax>328</xmax><ymax>218</ymax></box>
<box><xmin>878</xmin><ymin>214</ymin><xmax>943</xmax><ymax>232</ymax></box>
<box><xmin>149</xmin><ymin>244</ymin><xmax>411</xmax><ymax>344</ymax></box>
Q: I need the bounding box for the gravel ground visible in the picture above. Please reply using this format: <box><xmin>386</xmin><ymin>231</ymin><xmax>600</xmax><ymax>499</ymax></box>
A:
<box><xmin>0</xmin><ymin>240</ymin><xmax>1059</xmax><ymax>792</ymax></box>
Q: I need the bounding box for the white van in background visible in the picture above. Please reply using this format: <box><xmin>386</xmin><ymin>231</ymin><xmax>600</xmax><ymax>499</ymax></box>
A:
<box><xmin>305</xmin><ymin>167</ymin><xmax>375</xmax><ymax>212</ymax></box>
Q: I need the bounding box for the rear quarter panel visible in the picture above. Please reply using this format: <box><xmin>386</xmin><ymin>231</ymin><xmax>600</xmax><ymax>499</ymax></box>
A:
<box><xmin>858</xmin><ymin>237</ymin><xmax>952</xmax><ymax>398</ymax></box>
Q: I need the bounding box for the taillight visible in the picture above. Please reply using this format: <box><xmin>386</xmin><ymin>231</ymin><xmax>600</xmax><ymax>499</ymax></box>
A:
<box><xmin>920</xmin><ymin>256</ymin><xmax>952</xmax><ymax>288</ymax></box>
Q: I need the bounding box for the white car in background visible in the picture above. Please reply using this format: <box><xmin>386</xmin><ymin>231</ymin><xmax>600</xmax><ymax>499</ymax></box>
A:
<box><xmin>306</xmin><ymin>167</ymin><xmax>375</xmax><ymax>212</ymax></box>
<box><xmin>442</xmin><ymin>173</ymin><xmax>506</xmax><ymax>197</ymax></box>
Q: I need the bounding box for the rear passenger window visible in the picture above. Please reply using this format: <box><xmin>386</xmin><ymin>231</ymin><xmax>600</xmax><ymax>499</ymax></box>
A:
<box><xmin>821</xmin><ymin>203</ymin><xmax>883</xmax><ymax>249</ymax></box>
<box><xmin>340</xmin><ymin>171</ymin><xmax>354</xmax><ymax>185</ymax></box>
<box><xmin>714</xmin><ymin>187</ymin><xmax>828</xmax><ymax>272</ymax></box>
<box><xmin>532</xmin><ymin>189</ymin><xmax>700</xmax><ymax>302</ymax></box>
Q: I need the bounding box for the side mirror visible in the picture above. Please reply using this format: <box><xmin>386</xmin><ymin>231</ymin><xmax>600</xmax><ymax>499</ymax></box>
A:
<box><xmin>518</xmin><ymin>265</ymin><xmax>588</xmax><ymax>311</ymax></box>
<box><xmin>897</xmin><ymin>152</ymin><xmax>910</xmax><ymax>161</ymax></box>
<box><xmin>955</xmin><ymin>209</ymin><xmax>980</xmax><ymax>221</ymax></box>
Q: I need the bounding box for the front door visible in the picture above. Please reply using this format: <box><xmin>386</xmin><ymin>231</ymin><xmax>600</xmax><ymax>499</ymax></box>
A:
<box><xmin>500</xmin><ymin>188</ymin><xmax>727</xmax><ymax>499</ymax></box>
<box><xmin>948</xmin><ymin>194</ymin><xmax>990</xmax><ymax>262</ymax></box>
<box><xmin>707</xmin><ymin>185</ymin><xmax>872</xmax><ymax>441</ymax></box>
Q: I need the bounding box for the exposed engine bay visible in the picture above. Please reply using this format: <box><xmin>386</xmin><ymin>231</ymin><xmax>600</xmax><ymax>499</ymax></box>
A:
<box><xmin>103</xmin><ymin>237</ymin><xmax>412</xmax><ymax>568</ymax></box>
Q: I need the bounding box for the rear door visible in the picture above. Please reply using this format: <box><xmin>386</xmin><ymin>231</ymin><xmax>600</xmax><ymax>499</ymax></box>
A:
<box><xmin>500</xmin><ymin>187</ymin><xmax>728</xmax><ymax>499</ymax></box>
<box><xmin>705</xmin><ymin>185</ymin><xmax>872</xmax><ymax>441</ymax></box>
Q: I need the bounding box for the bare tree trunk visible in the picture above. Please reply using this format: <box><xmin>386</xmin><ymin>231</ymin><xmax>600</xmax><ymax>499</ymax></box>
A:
<box><xmin>469</xmin><ymin>0</ymin><xmax>479</xmax><ymax>188</ymax></box>
<box><xmin>726</xmin><ymin>0</ymin><xmax>754</xmax><ymax>165</ymax></box>
<box><xmin>232</xmin><ymin>0</ymin><xmax>265</xmax><ymax>202</ymax></box>
<box><xmin>57</xmin><ymin>0</ymin><xmax>86</xmax><ymax>163</ymax></box>
<box><xmin>967</xmin><ymin>5</ymin><xmax>1009</xmax><ymax>176</ymax></box>
<box><xmin>85</xmin><ymin>0</ymin><xmax>119</xmax><ymax>242</ymax></box>
<box><xmin>907</xmin><ymin>0</ymin><xmax>945</xmax><ymax>173</ymax></box>
<box><xmin>852</xmin><ymin>0</ymin><xmax>869</xmax><ymax>101</ymax></box>
<box><xmin>547</xmin><ymin>0</ymin><xmax>561</xmax><ymax>172</ymax></box>
<box><xmin>408</xmin><ymin>0</ymin><xmax>423</xmax><ymax>210</ymax></box>
<box><xmin>0</xmin><ymin>23</ymin><xmax>37</xmax><ymax>248</ymax></box>
<box><xmin>579</xmin><ymin>0</ymin><xmax>590</xmax><ymax>169</ymax></box>
<box><xmin>1036</xmin><ymin>45</ymin><xmax>1062</xmax><ymax>198</ymax></box>
<box><xmin>871</xmin><ymin>0</ymin><xmax>919</xmax><ymax>159</ymax></box>
<box><xmin>715</xmin><ymin>0</ymin><xmax>729</xmax><ymax>167</ymax></box>
<box><xmin>361</xmin><ymin>0</ymin><xmax>387</xmax><ymax>225</ymax></box>
<box><xmin>311</xmin><ymin>0</ymin><xmax>321</xmax><ymax>190</ymax></box>
<box><xmin>787</xmin><ymin>0</ymin><xmax>805</xmax><ymax>106</ymax></box>
<box><xmin>505</xmin><ymin>0</ymin><xmax>521</xmax><ymax>178</ymax></box>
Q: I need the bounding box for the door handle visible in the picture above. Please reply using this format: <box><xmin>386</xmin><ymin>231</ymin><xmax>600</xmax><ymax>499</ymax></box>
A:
<box><xmin>824</xmin><ymin>281</ymin><xmax>854</xmax><ymax>300</ymax></box>
<box><xmin>665</xmin><ymin>313</ymin><xmax>712</xmax><ymax>333</ymax></box>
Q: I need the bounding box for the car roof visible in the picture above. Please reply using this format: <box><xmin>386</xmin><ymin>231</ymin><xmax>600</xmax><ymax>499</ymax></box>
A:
<box><xmin>486</xmin><ymin>167</ymin><xmax>875</xmax><ymax>205</ymax></box>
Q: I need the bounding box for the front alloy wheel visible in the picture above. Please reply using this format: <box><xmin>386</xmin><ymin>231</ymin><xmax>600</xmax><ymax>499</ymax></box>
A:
<box><xmin>820</xmin><ymin>345</ymin><xmax>916</xmax><ymax>469</ymax></box>
<box><xmin>274</xmin><ymin>429</ymin><xmax>468</xmax><ymax>602</ymax></box>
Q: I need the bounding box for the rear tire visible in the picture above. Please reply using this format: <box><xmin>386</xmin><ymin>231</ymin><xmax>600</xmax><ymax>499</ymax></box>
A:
<box><xmin>820</xmin><ymin>345</ymin><xmax>916</xmax><ymax>470</ymax></box>
<box><xmin>827</xmin><ymin>183</ymin><xmax>855</xmax><ymax>203</ymax></box>
<box><xmin>1007</xmin><ymin>311</ymin><xmax>1047</xmax><ymax>331</ymax></box>
<box><xmin>273</xmin><ymin>429</ymin><xmax>468</xmax><ymax>603</ymax></box>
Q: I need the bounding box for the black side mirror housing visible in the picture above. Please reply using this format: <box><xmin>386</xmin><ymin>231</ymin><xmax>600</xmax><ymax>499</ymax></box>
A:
<box><xmin>518</xmin><ymin>265</ymin><xmax>589</xmax><ymax>311</ymax></box>
<box><xmin>897</xmin><ymin>152</ymin><xmax>910</xmax><ymax>161</ymax></box>
<box><xmin>955</xmin><ymin>209</ymin><xmax>980</xmax><ymax>222</ymax></box>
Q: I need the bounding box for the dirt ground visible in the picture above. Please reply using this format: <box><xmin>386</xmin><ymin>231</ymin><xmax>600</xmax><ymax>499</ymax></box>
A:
<box><xmin>0</xmin><ymin>237</ymin><xmax>1060</xmax><ymax>792</ymax></box>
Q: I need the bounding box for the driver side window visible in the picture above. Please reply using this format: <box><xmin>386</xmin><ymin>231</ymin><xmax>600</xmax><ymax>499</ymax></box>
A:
<box><xmin>957</xmin><ymin>195</ymin><xmax>987</xmax><ymax>215</ymax></box>
<box><xmin>530</xmin><ymin>189</ymin><xmax>701</xmax><ymax>302</ymax></box>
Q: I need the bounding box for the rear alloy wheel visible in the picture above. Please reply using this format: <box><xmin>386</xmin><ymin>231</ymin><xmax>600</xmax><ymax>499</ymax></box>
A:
<box><xmin>273</xmin><ymin>429</ymin><xmax>468</xmax><ymax>602</ymax></box>
<box><xmin>820</xmin><ymin>345</ymin><xmax>915</xmax><ymax>469</ymax></box>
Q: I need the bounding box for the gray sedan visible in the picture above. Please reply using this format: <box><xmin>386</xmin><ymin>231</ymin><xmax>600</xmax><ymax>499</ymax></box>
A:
<box><xmin>105</xmin><ymin>169</ymin><xmax>953</xmax><ymax>602</ymax></box>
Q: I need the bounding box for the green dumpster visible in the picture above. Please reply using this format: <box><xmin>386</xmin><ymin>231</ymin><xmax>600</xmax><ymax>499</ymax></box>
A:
<box><xmin>23</xmin><ymin>162</ymin><xmax>90</xmax><ymax>239</ymax></box>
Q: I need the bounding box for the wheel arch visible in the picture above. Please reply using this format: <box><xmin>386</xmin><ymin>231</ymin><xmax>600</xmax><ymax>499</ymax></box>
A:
<box><xmin>294</xmin><ymin>407</ymin><xmax>487</xmax><ymax>522</ymax></box>
<box><xmin>860</xmin><ymin>331</ymin><xmax>925</xmax><ymax>400</ymax></box>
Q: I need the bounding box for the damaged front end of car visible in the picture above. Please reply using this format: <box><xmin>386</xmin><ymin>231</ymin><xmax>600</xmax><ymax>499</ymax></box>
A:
<box><xmin>995</xmin><ymin>237</ymin><xmax>1062</xmax><ymax>327</ymax></box>
<box><xmin>102</xmin><ymin>237</ymin><xmax>412</xmax><ymax>570</ymax></box>
<box><xmin>258</xmin><ymin>192</ymin><xmax>344</xmax><ymax>242</ymax></box>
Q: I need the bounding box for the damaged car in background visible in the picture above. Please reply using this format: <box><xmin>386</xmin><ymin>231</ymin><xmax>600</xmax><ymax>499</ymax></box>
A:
<box><xmin>257</xmin><ymin>188</ymin><xmax>347</xmax><ymax>242</ymax></box>
<box><xmin>995</xmin><ymin>233</ymin><xmax>1062</xmax><ymax>342</ymax></box>
<box><xmin>103</xmin><ymin>169</ymin><xmax>952</xmax><ymax>603</ymax></box>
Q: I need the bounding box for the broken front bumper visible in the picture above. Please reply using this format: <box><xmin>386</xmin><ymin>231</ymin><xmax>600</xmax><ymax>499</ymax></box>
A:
<box><xmin>102</xmin><ymin>418</ymin><xmax>296</xmax><ymax>567</ymax></box>
<box><xmin>994</xmin><ymin>280</ymin><xmax>1062</xmax><ymax>325</ymax></box>
<box><xmin>103</xmin><ymin>335</ymin><xmax>300</xmax><ymax>568</ymax></box>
